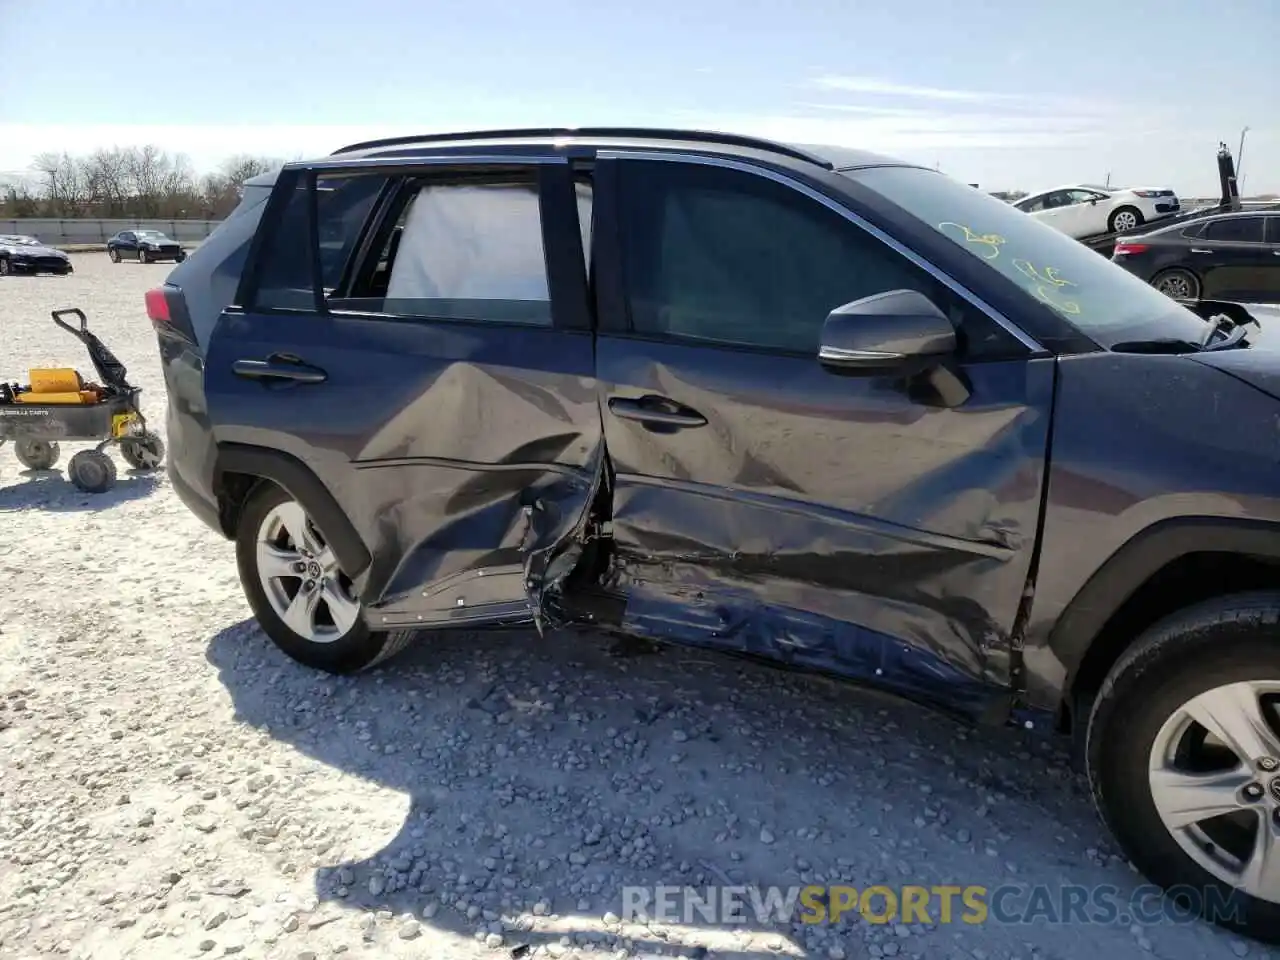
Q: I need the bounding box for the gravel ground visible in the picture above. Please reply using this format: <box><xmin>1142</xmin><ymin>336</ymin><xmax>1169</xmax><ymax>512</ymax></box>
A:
<box><xmin>1</xmin><ymin>254</ymin><xmax>1275</xmax><ymax>960</ymax></box>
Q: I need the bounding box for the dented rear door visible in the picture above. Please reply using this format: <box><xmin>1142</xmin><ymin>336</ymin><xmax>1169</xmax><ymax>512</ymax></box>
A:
<box><xmin>204</xmin><ymin>157</ymin><xmax>600</xmax><ymax>629</ymax></box>
<box><xmin>590</xmin><ymin>153</ymin><xmax>1053</xmax><ymax>712</ymax></box>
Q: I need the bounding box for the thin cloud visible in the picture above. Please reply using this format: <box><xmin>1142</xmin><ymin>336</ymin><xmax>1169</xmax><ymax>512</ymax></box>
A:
<box><xmin>667</xmin><ymin>110</ymin><xmax>1110</xmax><ymax>152</ymax></box>
<box><xmin>811</xmin><ymin>75</ymin><xmax>1025</xmax><ymax>104</ymax></box>
<box><xmin>808</xmin><ymin>74</ymin><xmax>1116</xmax><ymax>118</ymax></box>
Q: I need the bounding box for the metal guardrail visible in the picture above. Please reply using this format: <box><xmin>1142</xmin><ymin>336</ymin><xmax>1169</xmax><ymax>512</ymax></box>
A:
<box><xmin>0</xmin><ymin>218</ymin><xmax>223</xmax><ymax>246</ymax></box>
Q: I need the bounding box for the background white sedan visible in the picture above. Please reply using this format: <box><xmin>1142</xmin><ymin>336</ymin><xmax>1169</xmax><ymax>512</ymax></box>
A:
<box><xmin>1012</xmin><ymin>184</ymin><xmax>1181</xmax><ymax>239</ymax></box>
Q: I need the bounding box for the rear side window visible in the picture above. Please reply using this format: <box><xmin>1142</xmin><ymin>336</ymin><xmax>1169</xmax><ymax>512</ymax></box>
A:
<box><xmin>251</xmin><ymin>173</ymin><xmax>386</xmax><ymax>311</ymax></box>
<box><xmin>328</xmin><ymin>174</ymin><xmax>563</xmax><ymax>327</ymax></box>
<box><xmin>1203</xmin><ymin>217</ymin><xmax>1265</xmax><ymax>243</ymax></box>
<box><xmin>1268</xmin><ymin>217</ymin><xmax>1280</xmax><ymax>244</ymax></box>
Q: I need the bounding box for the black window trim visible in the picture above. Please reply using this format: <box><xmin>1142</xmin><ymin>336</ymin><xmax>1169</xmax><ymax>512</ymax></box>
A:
<box><xmin>316</xmin><ymin>162</ymin><xmax>588</xmax><ymax>332</ymax></box>
<box><xmin>595</xmin><ymin>149</ymin><xmax>1046</xmax><ymax>358</ymax></box>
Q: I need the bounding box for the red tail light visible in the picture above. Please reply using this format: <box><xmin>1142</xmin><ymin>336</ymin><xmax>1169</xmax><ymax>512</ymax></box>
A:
<box><xmin>1113</xmin><ymin>242</ymin><xmax>1149</xmax><ymax>256</ymax></box>
<box><xmin>144</xmin><ymin>287</ymin><xmax>172</xmax><ymax>324</ymax></box>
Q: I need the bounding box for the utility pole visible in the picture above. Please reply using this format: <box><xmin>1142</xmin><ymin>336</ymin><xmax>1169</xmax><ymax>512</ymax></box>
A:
<box><xmin>1237</xmin><ymin>126</ymin><xmax>1250</xmax><ymax>190</ymax></box>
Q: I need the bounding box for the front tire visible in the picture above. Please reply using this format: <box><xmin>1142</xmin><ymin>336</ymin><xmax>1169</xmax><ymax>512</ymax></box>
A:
<box><xmin>13</xmin><ymin>439</ymin><xmax>60</xmax><ymax>470</ymax></box>
<box><xmin>120</xmin><ymin>432</ymin><xmax>165</xmax><ymax>471</ymax></box>
<box><xmin>1087</xmin><ymin>593</ymin><xmax>1280</xmax><ymax>943</ymax></box>
<box><xmin>1109</xmin><ymin>205</ymin><xmax>1145</xmax><ymax>233</ymax></box>
<box><xmin>235</xmin><ymin>483</ymin><xmax>415</xmax><ymax>673</ymax></box>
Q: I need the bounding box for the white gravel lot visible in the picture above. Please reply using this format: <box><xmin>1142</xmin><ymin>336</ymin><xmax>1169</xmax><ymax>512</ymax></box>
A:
<box><xmin>0</xmin><ymin>254</ymin><xmax>1274</xmax><ymax>960</ymax></box>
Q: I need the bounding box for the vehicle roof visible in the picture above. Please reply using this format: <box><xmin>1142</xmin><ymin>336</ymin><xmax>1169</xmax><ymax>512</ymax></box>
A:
<box><xmin>1028</xmin><ymin>183</ymin><xmax>1124</xmax><ymax>196</ymax></box>
<box><xmin>306</xmin><ymin>127</ymin><xmax>916</xmax><ymax>174</ymax></box>
<box><xmin>1136</xmin><ymin>207</ymin><xmax>1273</xmax><ymax>237</ymax></box>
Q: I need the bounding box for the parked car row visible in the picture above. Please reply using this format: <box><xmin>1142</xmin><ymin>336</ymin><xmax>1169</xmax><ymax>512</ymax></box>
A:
<box><xmin>0</xmin><ymin>230</ymin><xmax>188</xmax><ymax>276</ymax></box>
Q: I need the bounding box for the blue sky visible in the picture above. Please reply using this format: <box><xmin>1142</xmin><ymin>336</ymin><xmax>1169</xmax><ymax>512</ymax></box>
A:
<box><xmin>1</xmin><ymin>0</ymin><xmax>1276</xmax><ymax>195</ymax></box>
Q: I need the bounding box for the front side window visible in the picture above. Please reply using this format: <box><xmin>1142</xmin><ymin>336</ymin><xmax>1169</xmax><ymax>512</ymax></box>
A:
<box><xmin>1203</xmin><ymin>217</ymin><xmax>1264</xmax><ymax>243</ymax></box>
<box><xmin>617</xmin><ymin>160</ymin><xmax>1021</xmax><ymax>359</ymax></box>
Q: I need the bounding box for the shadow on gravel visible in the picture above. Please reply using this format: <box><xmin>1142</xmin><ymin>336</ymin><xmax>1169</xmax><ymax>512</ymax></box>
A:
<box><xmin>0</xmin><ymin>469</ymin><xmax>163</xmax><ymax>512</ymax></box>
<box><xmin>207</xmin><ymin>616</ymin><xmax>1122</xmax><ymax>958</ymax></box>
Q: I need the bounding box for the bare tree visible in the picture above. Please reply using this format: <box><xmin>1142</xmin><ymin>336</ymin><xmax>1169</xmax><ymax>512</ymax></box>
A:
<box><xmin>31</xmin><ymin>152</ymin><xmax>89</xmax><ymax>216</ymax></box>
<box><xmin>1</xmin><ymin>148</ymin><xmax>281</xmax><ymax>218</ymax></box>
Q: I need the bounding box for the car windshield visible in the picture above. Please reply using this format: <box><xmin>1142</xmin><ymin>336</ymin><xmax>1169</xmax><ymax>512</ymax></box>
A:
<box><xmin>1</xmin><ymin>235</ymin><xmax>40</xmax><ymax>246</ymax></box>
<box><xmin>848</xmin><ymin>166</ymin><xmax>1209</xmax><ymax>349</ymax></box>
<box><xmin>137</xmin><ymin>230</ymin><xmax>171</xmax><ymax>241</ymax></box>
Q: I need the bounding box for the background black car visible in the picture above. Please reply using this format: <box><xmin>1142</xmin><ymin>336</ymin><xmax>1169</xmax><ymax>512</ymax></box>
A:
<box><xmin>107</xmin><ymin>229</ymin><xmax>186</xmax><ymax>264</ymax></box>
<box><xmin>1112</xmin><ymin>210</ymin><xmax>1280</xmax><ymax>302</ymax></box>
<box><xmin>0</xmin><ymin>234</ymin><xmax>73</xmax><ymax>276</ymax></box>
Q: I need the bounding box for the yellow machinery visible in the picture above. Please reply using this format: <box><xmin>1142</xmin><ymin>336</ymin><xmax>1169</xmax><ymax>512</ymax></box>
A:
<box><xmin>0</xmin><ymin>308</ymin><xmax>164</xmax><ymax>493</ymax></box>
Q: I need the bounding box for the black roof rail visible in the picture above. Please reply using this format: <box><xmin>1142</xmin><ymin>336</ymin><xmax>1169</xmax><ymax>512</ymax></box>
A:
<box><xmin>329</xmin><ymin>127</ymin><xmax>835</xmax><ymax>169</ymax></box>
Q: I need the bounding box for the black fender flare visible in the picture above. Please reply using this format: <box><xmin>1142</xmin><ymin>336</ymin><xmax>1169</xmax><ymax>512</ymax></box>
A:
<box><xmin>214</xmin><ymin>443</ymin><xmax>371</xmax><ymax>578</ymax></box>
<box><xmin>1052</xmin><ymin>515</ymin><xmax>1280</xmax><ymax>696</ymax></box>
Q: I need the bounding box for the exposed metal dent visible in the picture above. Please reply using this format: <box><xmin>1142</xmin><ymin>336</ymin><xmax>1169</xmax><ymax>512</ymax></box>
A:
<box><xmin>604</xmin><ymin>563</ymin><xmax>1008</xmax><ymax>721</ymax></box>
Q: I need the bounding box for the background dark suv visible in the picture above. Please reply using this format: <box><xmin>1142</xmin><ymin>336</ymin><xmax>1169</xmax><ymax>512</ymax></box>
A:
<box><xmin>148</xmin><ymin>127</ymin><xmax>1280</xmax><ymax>943</ymax></box>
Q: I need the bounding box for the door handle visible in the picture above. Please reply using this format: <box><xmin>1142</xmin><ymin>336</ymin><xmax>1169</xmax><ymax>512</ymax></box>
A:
<box><xmin>609</xmin><ymin>395</ymin><xmax>707</xmax><ymax>428</ymax></box>
<box><xmin>1190</xmin><ymin>248</ymin><xmax>1214</xmax><ymax>254</ymax></box>
<box><xmin>232</xmin><ymin>357</ymin><xmax>327</xmax><ymax>384</ymax></box>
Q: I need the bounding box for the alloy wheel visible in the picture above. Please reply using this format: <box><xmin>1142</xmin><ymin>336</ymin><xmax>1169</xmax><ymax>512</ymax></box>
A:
<box><xmin>1149</xmin><ymin>680</ymin><xmax>1280</xmax><ymax>902</ymax></box>
<box><xmin>1156</xmin><ymin>272</ymin><xmax>1197</xmax><ymax>300</ymax></box>
<box><xmin>1112</xmin><ymin>210</ymin><xmax>1139</xmax><ymax>232</ymax></box>
<box><xmin>255</xmin><ymin>500</ymin><xmax>360</xmax><ymax>643</ymax></box>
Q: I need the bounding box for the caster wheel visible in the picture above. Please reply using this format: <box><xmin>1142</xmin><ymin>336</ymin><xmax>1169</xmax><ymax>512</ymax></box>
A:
<box><xmin>120</xmin><ymin>432</ymin><xmax>165</xmax><ymax>471</ymax></box>
<box><xmin>14</xmin><ymin>439</ymin><xmax>61</xmax><ymax>470</ymax></box>
<box><xmin>68</xmin><ymin>449</ymin><xmax>118</xmax><ymax>493</ymax></box>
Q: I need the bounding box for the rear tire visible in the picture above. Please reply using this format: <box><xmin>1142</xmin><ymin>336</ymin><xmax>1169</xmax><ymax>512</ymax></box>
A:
<box><xmin>1087</xmin><ymin>592</ymin><xmax>1280</xmax><ymax>944</ymax></box>
<box><xmin>1108</xmin><ymin>205</ymin><xmax>1145</xmax><ymax>233</ymax></box>
<box><xmin>13</xmin><ymin>439</ymin><xmax>60</xmax><ymax>470</ymax></box>
<box><xmin>109</xmin><ymin>247</ymin><xmax>120</xmax><ymax>263</ymax></box>
<box><xmin>0</xmin><ymin>258</ymin><xmax>9</xmax><ymax>276</ymax></box>
<box><xmin>235</xmin><ymin>482</ymin><xmax>416</xmax><ymax>674</ymax></box>
<box><xmin>67</xmin><ymin>449</ymin><xmax>117</xmax><ymax>493</ymax></box>
<box><xmin>1152</xmin><ymin>267</ymin><xmax>1201</xmax><ymax>301</ymax></box>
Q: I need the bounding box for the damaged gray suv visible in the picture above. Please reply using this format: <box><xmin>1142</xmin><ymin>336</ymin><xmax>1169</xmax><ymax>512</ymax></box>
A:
<box><xmin>149</xmin><ymin>127</ymin><xmax>1280</xmax><ymax>942</ymax></box>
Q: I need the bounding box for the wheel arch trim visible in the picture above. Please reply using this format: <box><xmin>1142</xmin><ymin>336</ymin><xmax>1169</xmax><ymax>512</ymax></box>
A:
<box><xmin>1053</xmin><ymin>516</ymin><xmax>1280</xmax><ymax>700</ymax></box>
<box><xmin>214</xmin><ymin>443</ymin><xmax>371</xmax><ymax>578</ymax></box>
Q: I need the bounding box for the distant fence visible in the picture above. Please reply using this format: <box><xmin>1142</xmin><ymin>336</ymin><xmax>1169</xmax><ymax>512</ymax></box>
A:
<box><xmin>0</xmin><ymin>218</ymin><xmax>224</xmax><ymax>246</ymax></box>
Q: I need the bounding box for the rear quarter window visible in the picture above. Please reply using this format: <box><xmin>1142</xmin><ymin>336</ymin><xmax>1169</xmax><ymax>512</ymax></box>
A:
<box><xmin>249</xmin><ymin>172</ymin><xmax>387</xmax><ymax>311</ymax></box>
